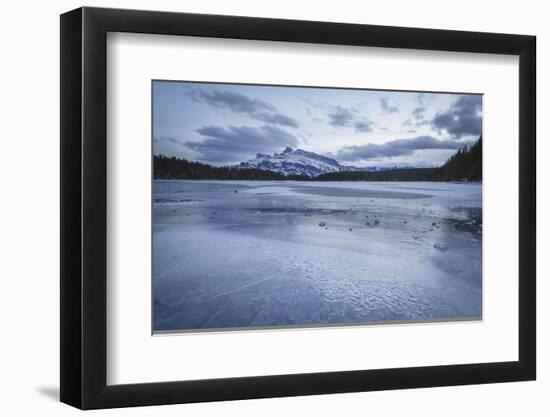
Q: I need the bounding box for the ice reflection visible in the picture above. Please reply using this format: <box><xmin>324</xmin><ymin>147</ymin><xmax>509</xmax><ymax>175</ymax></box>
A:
<box><xmin>153</xmin><ymin>180</ymin><xmax>482</xmax><ymax>332</ymax></box>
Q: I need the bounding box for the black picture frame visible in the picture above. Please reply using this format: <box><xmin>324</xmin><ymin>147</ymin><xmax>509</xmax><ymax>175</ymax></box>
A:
<box><xmin>60</xmin><ymin>6</ymin><xmax>536</xmax><ymax>410</ymax></box>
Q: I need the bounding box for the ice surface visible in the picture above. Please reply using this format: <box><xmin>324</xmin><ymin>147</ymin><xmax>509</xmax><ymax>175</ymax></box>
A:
<box><xmin>153</xmin><ymin>180</ymin><xmax>482</xmax><ymax>332</ymax></box>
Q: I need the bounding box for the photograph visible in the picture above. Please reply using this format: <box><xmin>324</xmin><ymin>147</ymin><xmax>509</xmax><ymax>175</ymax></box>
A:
<box><xmin>152</xmin><ymin>81</ymin><xmax>483</xmax><ymax>333</ymax></box>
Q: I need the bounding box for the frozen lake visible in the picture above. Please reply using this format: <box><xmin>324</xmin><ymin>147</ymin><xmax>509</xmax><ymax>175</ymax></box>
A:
<box><xmin>153</xmin><ymin>180</ymin><xmax>482</xmax><ymax>332</ymax></box>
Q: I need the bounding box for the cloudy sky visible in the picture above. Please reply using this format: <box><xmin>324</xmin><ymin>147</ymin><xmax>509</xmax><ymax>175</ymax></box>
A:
<box><xmin>153</xmin><ymin>81</ymin><xmax>482</xmax><ymax>168</ymax></box>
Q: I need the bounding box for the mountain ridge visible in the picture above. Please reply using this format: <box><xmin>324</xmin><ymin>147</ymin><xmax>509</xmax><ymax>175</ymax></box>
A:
<box><xmin>238</xmin><ymin>147</ymin><xmax>370</xmax><ymax>177</ymax></box>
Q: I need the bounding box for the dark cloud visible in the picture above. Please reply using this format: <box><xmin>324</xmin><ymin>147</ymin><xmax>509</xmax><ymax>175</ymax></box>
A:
<box><xmin>354</xmin><ymin>121</ymin><xmax>374</xmax><ymax>133</ymax></box>
<box><xmin>328</xmin><ymin>106</ymin><xmax>354</xmax><ymax>127</ymax></box>
<box><xmin>431</xmin><ymin>95</ymin><xmax>482</xmax><ymax>138</ymax></box>
<box><xmin>412</xmin><ymin>93</ymin><xmax>429</xmax><ymax>120</ymax></box>
<box><xmin>380</xmin><ymin>98</ymin><xmax>399</xmax><ymax>113</ymax></box>
<box><xmin>190</xmin><ymin>89</ymin><xmax>274</xmax><ymax>113</ymax></box>
<box><xmin>412</xmin><ymin>106</ymin><xmax>426</xmax><ymax>120</ymax></box>
<box><xmin>402</xmin><ymin>119</ymin><xmax>413</xmax><ymax>127</ymax></box>
<box><xmin>187</xmin><ymin>125</ymin><xmax>299</xmax><ymax>163</ymax></box>
<box><xmin>328</xmin><ymin>106</ymin><xmax>372</xmax><ymax>133</ymax></box>
<box><xmin>337</xmin><ymin>135</ymin><xmax>470</xmax><ymax>161</ymax></box>
<box><xmin>154</xmin><ymin>136</ymin><xmax>185</xmax><ymax>146</ymax></box>
<box><xmin>190</xmin><ymin>89</ymin><xmax>299</xmax><ymax>128</ymax></box>
<box><xmin>253</xmin><ymin>112</ymin><xmax>299</xmax><ymax>128</ymax></box>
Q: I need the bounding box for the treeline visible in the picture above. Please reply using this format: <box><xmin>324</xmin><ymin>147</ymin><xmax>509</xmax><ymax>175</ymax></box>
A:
<box><xmin>316</xmin><ymin>137</ymin><xmax>481</xmax><ymax>182</ymax></box>
<box><xmin>316</xmin><ymin>168</ymin><xmax>437</xmax><ymax>181</ymax></box>
<box><xmin>154</xmin><ymin>137</ymin><xmax>481</xmax><ymax>182</ymax></box>
<box><xmin>432</xmin><ymin>136</ymin><xmax>482</xmax><ymax>181</ymax></box>
<box><xmin>154</xmin><ymin>155</ymin><xmax>309</xmax><ymax>180</ymax></box>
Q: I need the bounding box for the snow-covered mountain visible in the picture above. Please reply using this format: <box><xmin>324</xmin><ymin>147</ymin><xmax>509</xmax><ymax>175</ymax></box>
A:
<box><xmin>238</xmin><ymin>147</ymin><xmax>364</xmax><ymax>177</ymax></box>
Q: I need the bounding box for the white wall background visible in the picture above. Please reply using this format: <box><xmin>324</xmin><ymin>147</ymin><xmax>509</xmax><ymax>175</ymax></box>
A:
<box><xmin>0</xmin><ymin>0</ymin><xmax>545</xmax><ymax>415</ymax></box>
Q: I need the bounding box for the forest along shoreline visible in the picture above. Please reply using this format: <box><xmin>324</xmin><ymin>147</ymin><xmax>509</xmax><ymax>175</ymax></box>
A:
<box><xmin>153</xmin><ymin>137</ymin><xmax>482</xmax><ymax>183</ymax></box>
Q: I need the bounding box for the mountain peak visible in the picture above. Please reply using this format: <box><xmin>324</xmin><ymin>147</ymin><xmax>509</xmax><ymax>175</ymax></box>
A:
<box><xmin>239</xmin><ymin>147</ymin><xmax>346</xmax><ymax>177</ymax></box>
<box><xmin>282</xmin><ymin>146</ymin><xmax>294</xmax><ymax>154</ymax></box>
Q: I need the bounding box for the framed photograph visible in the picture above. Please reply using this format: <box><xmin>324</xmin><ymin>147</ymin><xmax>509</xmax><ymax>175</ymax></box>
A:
<box><xmin>60</xmin><ymin>7</ymin><xmax>536</xmax><ymax>409</ymax></box>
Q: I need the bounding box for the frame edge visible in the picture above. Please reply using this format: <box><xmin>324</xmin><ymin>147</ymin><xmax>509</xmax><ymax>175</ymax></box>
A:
<box><xmin>60</xmin><ymin>7</ymin><xmax>84</xmax><ymax>409</ymax></box>
<box><xmin>518</xmin><ymin>34</ymin><xmax>536</xmax><ymax>380</ymax></box>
